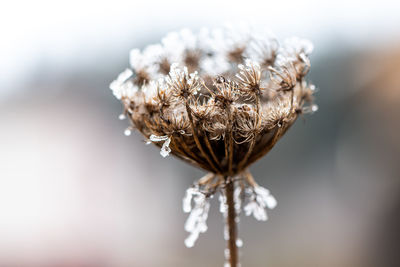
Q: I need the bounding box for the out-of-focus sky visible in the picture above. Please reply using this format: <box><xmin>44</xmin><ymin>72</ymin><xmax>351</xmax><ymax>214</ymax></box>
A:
<box><xmin>2</xmin><ymin>0</ymin><xmax>400</xmax><ymax>94</ymax></box>
<box><xmin>1</xmin><ymin>1</ymin><xmax>400</xmax><ymax>267</ymax></box>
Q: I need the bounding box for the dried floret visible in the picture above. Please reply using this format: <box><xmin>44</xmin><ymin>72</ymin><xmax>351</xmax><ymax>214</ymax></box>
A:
<box><xmin>236</xmin><ymin>59</ymin><xmax>264</xmax><ymax>99</ymax></box>
<box><xmin>165</xmin><ymin>63</ymin><xmax>201</xmax><ymax>99</ymax></box>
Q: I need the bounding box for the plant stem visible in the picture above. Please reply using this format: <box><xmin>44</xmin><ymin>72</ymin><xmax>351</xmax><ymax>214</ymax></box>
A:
<box><xmin>185</xmin><ymin>102</ymin><xmax>219</xmax><ymax>173</ymax></box>
<box><xmin>225</xmin><ymin>177</ymin><xmax>238</xmax><ymax>266</ymax></box>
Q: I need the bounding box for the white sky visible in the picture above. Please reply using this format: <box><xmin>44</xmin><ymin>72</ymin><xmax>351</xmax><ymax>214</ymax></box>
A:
<box><xmin>1</xmin><ymin>0</ymin><xmax>400</xmax><ymax>94</ymax></box>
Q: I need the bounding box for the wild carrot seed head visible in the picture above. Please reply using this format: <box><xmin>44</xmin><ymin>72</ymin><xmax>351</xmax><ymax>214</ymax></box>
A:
<box><xmin>110</xmin><ymin>26</ymin><xmax>317</xmax><ymax>175</ymax></box>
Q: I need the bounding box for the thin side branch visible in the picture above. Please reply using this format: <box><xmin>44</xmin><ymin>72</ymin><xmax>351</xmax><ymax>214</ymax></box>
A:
<box><xmin>203</xmin><ymin>134</ymin><xmax>222</xmax><ymax>171</ymax></box>
<box><xmin>185</xmin><ymin>101</ymin><xmax>220</xmax><ymax>173</ymax></box>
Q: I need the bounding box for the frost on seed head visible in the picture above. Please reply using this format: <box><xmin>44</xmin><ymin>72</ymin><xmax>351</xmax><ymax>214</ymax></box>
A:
<box><xmin>110</xmin><ymin>25</ymin><xmax>317</xmax><ymax>253</ymax></box>
<box><xmin>146</xmin><ymin>134</ymin><xmax>171</xmax><ymax>157</ymax></box>
<box><xmin>109</xmin><ymin>69</ymin><xmax>135</xmax><ymax>100</ymax></box>
<box><xmin>111</xmin><ymin>26</ymin><xmax>316</xmax><ymax>167</ymax></box>
<box><xmin>283</xmin><ymin>37</ymin><xmax>314</xmax><ymax>58</ymax></box>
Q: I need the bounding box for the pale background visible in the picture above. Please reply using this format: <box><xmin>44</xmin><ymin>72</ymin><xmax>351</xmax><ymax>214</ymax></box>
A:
<box><xmin>1</xmin><ymin>1</ymin><xmax>400</xmax><ymax>266</ymax></box>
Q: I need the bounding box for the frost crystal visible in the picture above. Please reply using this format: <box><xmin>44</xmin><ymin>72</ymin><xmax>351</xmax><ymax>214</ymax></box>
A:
<box><xmin>161</xmin><ymin>28</ymin><xmax>197</xmax><ymax>60</ymax></box>
<box><xmin>219</xmin><ymin>192</ymin><xmax>230</xmax><ymax>241</ymax></box>
<box><xmin>166</xmin><ymin>63</ymin><xmax>201</xmax><ymax>97</ymax></box>
<box><xmin>129</xmin><ymin>48</ymin><xmax>157</xmax><ymax>78</ymax></box>
<box><xmin>147</xmin><ymin>134</ymin><xmax>171</xmax><ymax>157</ymax></box>
<box><xmin>219</xmin><ymin>192</ymin><xmax>227</xmax><ymax>214</ymax></box>
<box><xmin>109</xmin><ymin>69</ymin><xmax>136</xmax><ymax>100</ymax></box>
<box><xmin>244</xmin><ymin>185</ymin><xmax>277</xmax><ymax>221</ymax></box>
<box><xmin>238</xmin><ymin>58</ymin><xmax>261</xmax><ymax>73</ymax></box>
<box><xmin>141</xmin><ymin>80</ymin><xmax>161</xmax><ymax>104</ymax></box>
<box><xmin>159</xmin><ymin>138</ymin><xmax>171</xmax><ymax>157</ymax></box>
<box><xmin>118</xmin><ymin>113</ymin><xmax>126</xmax><ymax>120</ymax></box>
<box><xmin>183</xmin><ymin>186</ymin><xmax>210</xmax><ymax>248</ymax></box>
<box><xmin>234</xmin><ymin>186</ymin><xmax>242</xmax><ymax>215</ymax></box>
<box><xmin>183</xmin><ymin>187</ymin><xmax>197</xmax><ymax>213</ymax></box>
<box><xmin>283</xmin><ymin>37</ymin><xmax>314</xmax><ymax>58</ymax></box>
<box><xmin>247</xmin><ymin>29</ymin><xmax>278</xmax><ymax>66</ymax></box>
<box><xmin>124</xmin><ymin>128</ymin><xmax>132</xmax><ymax>136</ymax></box>
<box><xmin>302</xmin><ymin>104</ymin><xmax>319</xmax><ymax>114</ymax></box>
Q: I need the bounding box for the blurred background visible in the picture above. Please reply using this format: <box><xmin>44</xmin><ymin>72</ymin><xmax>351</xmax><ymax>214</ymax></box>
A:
<box><xmin>1</xmin><ymin>0</ymin><xmax>400</xmax><ymax>266</ymax></box>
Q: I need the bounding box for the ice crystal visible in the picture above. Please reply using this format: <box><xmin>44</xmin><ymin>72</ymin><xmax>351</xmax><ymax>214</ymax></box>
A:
<box><xmin>219</xmin><ymin>191</ymin><xmax>230</xmax><ymax>242</ymax></box>
<box><xmin>147</xmin><ymin>134</ymin><xmax>171</xmax><ymax>157</ymax></box>
<box><xmin>282</xmin><ymin>37</ymin><xmax>314</xmax><ymax>58</ymax></box>
<box><xmin>110</xmin><ymin>68</ymin><xmax>134</xmax><ymax>100</ymax></box>
<box><xmin>302</xmin><ymin>104</ymin><xmax>319</xmax><ymax>114</ymax></box>
<box><xmin>244</xmin><ymin>185</ymin><xmax>277</xmax><ymax>221</ymax></box>
<box><xmin>183</xmin><ymin>187</ymin><xmax>196</xmax><ymax>213</ymax></box>
<box><xmin>183</xmin><ymin>186</ymin><xmax>210</xmax><ymax>248</ymax></box>
<box><xmin>124</xmin><ymin>128</ymin><xmax>132</xmax><ymax>136</ymax></box>
<box><xmin>118</xmin><ymin>113</ymin><xmax>126</xmax><ymax>120</ymax></box>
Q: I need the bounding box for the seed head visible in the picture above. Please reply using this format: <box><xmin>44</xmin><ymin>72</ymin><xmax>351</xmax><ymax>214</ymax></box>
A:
<box><xmin>110</xmin><ymin>25</ymin><xmax>318</xmax><ymax>253</ymax></box>
<box><xmin>110</xmin><ymin>26</ymin><xmax>317</xmax><ymax>175</ymax></box>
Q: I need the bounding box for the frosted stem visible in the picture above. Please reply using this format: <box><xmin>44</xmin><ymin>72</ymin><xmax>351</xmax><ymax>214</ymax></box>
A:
<box><xmin>225</xmin><ymin>177</ymin><xmax>238</xmax><ymax>267</ymax></box>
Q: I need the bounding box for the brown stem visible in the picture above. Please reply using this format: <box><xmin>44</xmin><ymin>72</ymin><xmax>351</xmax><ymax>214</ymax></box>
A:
<box><xmin>237</xmin><ymin>138</ymin><xmax>256</xmax><ymax>171</ymax></box>
<box><xmin>255</xmin><ymin>92</ymin><xmax>261</xmax><ymax>115</ymax></box>
<box><xmin>290</xmin><ymin>89</ymin><xmax>294</xmax><ymax>111</ymax></box>
<box><xmin>235</xmin><ymin>93</ymin><xmax>261</xmax><ymax>172</ymax></box>
<box><xmin>244</xmin><ymin>169</ymin><xmax>257</xmax><ymax>187</ymax></box>
<box><xmin>185</xmin><ymin>102</ymin><xmax>219</xmax><ymax>173</ymax></box>
<box><xmin>227</xmin><ymin>108</ymin><xmax>234</xmax><ymax>175</ymax></box>
<box><xmin>170</xmin><ymin>137</ymin><xmax>210</xmax><ymax>171</ymax></box>
<box><xmin>198</xmin><ymin>173</ymin><xmax>216</xmax><ymax>186</ymax></box>
<box><xmin>228</xmin><ymin>132</ymin><xmax>234</xmax><ymax>174</ymax></box>
<box><xmin>225</xmin><ymin>177</ymin><xmax>238</xmax><ymax>267</ymax></box>
<box><xmin>203</xmin><ymin>135</ymin><xmax>222</xmax><ymax>171</ymax></box>
<box><xmin>224</xmin><ymin>135</ymin><xmax>229</xmax><ymax>167</ymax></box>
<box><xmin>175</xmin><ymin>137</ymin><xmax>207</xmax><ymax>166</ymax></box>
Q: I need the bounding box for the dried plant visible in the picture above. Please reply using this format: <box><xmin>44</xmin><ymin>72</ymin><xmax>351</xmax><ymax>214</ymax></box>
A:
<box><xmin>110</xmin><ymin>26</ymin><xmax>317</xmax><ymax>267</ymax></box>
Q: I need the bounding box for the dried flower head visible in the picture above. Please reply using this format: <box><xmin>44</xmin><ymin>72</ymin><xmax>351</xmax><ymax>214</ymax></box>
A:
<box><xmin>110</xmin><ymin>25</ymin><xmax>316</xmax><ymax>266</ymax></box>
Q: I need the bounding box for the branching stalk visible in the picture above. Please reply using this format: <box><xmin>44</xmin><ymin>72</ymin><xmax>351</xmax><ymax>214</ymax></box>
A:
<box><xmin>185</xmin><ymin>101</ymin><xmax>219</xmax><ymax>173</ymax></box>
